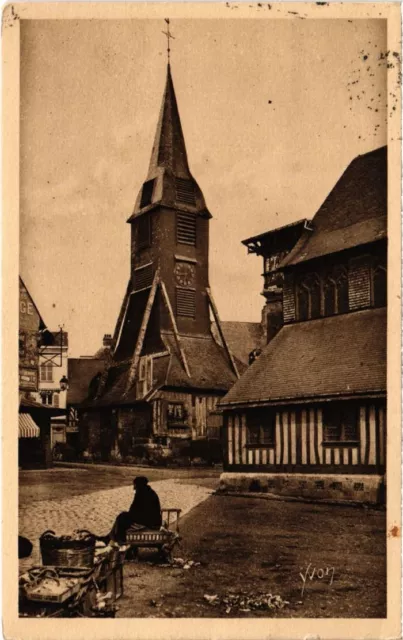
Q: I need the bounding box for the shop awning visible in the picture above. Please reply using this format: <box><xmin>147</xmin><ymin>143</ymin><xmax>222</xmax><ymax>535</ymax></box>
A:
<box><xmin>19</xmin><ymin>414</ymin><xmax>40</xmax><ymax>438</ymax></box>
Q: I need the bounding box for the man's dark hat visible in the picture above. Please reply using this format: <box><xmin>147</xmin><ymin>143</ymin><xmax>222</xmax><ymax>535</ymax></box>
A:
<box><xmin>133</xmin><ymin>476</ymin><xmax>149</xmax><ymax>486</ymax></box>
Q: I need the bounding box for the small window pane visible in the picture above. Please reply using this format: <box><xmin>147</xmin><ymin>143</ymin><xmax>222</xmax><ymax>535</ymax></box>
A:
<box><xmin>297</xmin><ymin>285</ymin><xmax>309</xmax><ymax>321</ymax></box>
<box><xmin>247</xmin><ymin>410</ymin><xmax>275</xmax><ymax>445</ymax></box>
<box><xmin>323</xmin><ymin>404</ymin><xmax>358</xmax><ymax>442</ymax></box>
<box><xmin>336</xmin><ymin>273</ymin><xmax>349</xmax><ymax>314</ymax></box>
<box><xmin>324</xmin><ymin>279</ymin><xmax>336</xmax><ymax>316</ymax></box>
<box><xmin>247</xmin><ymin>425</ymin><xmax>260</xmax><ymax>445</ymax></box>
<box><xmin>260</xmin><ymin>426</ymin><xmax>274</xmax><ymax>445</ymax></box>
<box><xmin>341</xmin><ymin>406</ymin><xmax>358</xmax><ymax>440</ymax></box>
<box><xmin>373</xmin><ymin>266</ymin><xmax>387</xmax><ymax>308</ymax></box>
<box><xmin>310</xmin><ymin>278</ymin><xmax>321</xmax><ymax>319</ymax></box>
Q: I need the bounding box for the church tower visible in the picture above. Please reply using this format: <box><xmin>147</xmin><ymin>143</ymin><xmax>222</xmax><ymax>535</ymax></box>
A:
<box><xmin>127</xmin><ymin>63</ymin><xmax>211</xmax><ymax>338</ymax></box>
<box><xmin>82</xmin><ymin>55</ymin><xmax>241</xmax><ymax>459</ymax></box>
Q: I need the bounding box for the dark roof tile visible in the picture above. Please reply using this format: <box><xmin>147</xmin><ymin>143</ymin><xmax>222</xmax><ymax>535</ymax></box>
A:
<box><xmin>163</xmin><ymin>333</ymin><xmax>241</xmax><ymax>391</ymax></box>
<box><xmin>85</xmin><ymin>331</ymin><xmax>242</xmax><ymax>408</ymax></box>
<box><xmin>281</xmin><ymin>146</ymin><xmax>387</xmax><ymax>267</ymax></box>
<box><xmin>211</xmin><ymin>321</ymin><xmax>263</xmax><ymax>365</ymax></box>
<box><xmin>67</xmin><ymin>358</ymin><xmax>106</xmax><ymax>405</ymax></box>
<box><xmin>219</xmin><ymin>308</ymin><xmax>386</xmax><ymax>407</ymax></box>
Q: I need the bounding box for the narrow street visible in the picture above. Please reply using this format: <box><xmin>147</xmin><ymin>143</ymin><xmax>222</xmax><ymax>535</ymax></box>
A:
<box><xmin>19</xmin><ymin>465</ymin><xmax>386</xmax><ymax>618</ymax></box>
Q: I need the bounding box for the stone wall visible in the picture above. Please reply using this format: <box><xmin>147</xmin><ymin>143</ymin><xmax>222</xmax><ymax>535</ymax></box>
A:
<box><xmin>218</xmin><ymin>472</ymin><xmax>385</xmax><ymax>504</ymax></box>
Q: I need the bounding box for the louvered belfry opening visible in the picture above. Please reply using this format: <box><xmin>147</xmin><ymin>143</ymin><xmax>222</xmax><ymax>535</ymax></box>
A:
<box><xmin>176</xmin><ymin>287</ymin><xmax>196</xmax><ymax>317</ymax></box>
<box><xmin>175</xmin><ymin>177</ymin><xmax>196</xmax><ymax>205</ymax></box>
<box><xmin>133</xmin><ymin>263</ymin><xmax>154</xmax><ymax>291</ymax></box>
<box><xmin>176</xmin><ymin>211</ymin><xmax>196</xmax><ymax>246</ymax></box>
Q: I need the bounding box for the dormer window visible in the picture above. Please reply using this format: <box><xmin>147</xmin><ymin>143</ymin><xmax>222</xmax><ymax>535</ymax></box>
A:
<box><xmin>140</xmin><ymin>179</ymin><xmax>155</xmax><ymax>209</ymax></box>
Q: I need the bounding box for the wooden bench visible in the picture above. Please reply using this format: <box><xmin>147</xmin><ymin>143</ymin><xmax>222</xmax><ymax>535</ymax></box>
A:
<box><xmin>125</xmin><ymin>508</ymin><xmax>181</xmax><ymax>562</ymax></box>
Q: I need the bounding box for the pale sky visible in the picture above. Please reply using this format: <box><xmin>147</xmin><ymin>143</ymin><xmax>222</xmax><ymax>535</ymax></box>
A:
<box><xmin>20</xmin><ymin>18</ymin><xmax>388</xmax><ymax>357</ymax></box>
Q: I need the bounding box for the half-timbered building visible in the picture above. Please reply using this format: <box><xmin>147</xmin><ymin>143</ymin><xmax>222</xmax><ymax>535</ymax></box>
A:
<box><xmin>19</xmin><ymin>277</ymin><xmax>65</xmax><ymax>467</ymax></box>
<box><xmin>79</xmin><ymin>64</ymin><xmax>243</xmax><ymax>461</ymax></box>
<box><xmin>219</xmin><ymin>146</ymin><xmax>387</xmax><ymax>503</ymax></box>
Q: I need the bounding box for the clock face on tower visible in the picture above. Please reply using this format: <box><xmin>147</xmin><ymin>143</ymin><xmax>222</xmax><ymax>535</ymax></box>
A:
<box><xmin>174</xmin><ymin>262</ymin><xmax>196</xmax><ymax>287</ymax></box>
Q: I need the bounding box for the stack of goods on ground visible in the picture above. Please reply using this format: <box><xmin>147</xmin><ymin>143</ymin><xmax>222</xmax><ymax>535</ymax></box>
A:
<box><xmin>19</xmin><ymin>529</ymin><xmax>127</xmax><ymax>618</ymax></box>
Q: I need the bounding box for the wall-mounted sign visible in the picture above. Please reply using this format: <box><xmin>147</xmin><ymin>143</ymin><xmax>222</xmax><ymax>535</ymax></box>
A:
<box><xmin>19</xmin><ymin>368</ymin><xmax>38</xmax><ymax>391</ymax></box>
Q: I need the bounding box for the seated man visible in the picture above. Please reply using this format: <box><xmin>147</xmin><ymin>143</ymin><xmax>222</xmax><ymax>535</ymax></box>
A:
<box><xmin>98</xmin><ymin>476</ymin><xmax>162</xmax><ymax>545</ymax></box>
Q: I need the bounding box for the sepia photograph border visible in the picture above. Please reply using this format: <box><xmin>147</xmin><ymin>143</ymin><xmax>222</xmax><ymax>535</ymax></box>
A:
<box><xmin>3</xmin><ymin>2</ymin><xmax>402</xmax><ymax>639</ymax></box>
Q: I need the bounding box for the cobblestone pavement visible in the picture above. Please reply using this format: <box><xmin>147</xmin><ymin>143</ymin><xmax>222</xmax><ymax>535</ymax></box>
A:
<box><xmin>19</xmin><ymin>479</ymin><xmax>212</xmax><ymax>572</ymax></box>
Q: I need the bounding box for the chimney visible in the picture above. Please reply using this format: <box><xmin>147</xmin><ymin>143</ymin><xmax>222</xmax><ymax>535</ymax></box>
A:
<box><xmin>103</xmin><ymin>334</ymin><xmax>112</xmax><ymax>348</ymax></box>
<box><xmin>262</xmin><ymin>281</ymin><xmax>284</xmax><ymax>345</ymax></box>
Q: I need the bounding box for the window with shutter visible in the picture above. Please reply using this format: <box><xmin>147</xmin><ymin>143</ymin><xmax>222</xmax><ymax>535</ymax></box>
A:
<box><xmin>175</xmin><ymin>178</ymin><xmax>196</xmax><ymax>205</ymax></box>
<box><xmin>133</xmin><ymin>263</ymin><xmax>153</xmax><ymax>291</ymax></box>
<box><xmin>176</xmin><ymin>212</ymin><xmax>196</xmax><ymax>246</ymax></box>
<box><xmin>176</xmin><ymin>288</ymin><xmax>196</xmax><ymax>317</ymax></box>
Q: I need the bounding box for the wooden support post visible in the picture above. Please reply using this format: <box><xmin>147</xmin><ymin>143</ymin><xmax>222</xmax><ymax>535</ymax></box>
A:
<box><xmin>160</xmin><ymin>281</ymin><xmax>191</xmax><ymax>378</ymax></box>
<box><xmin>124</xmin><ymin>272</ymin><xmax>160</xmax><ymax>396</ymax></box>
<box><xmin>206</xmin><ymin>287</ymin><xmax>240</xmax><ymax>379</ymax></box>
<box><xmin>111</xmin><ymin>280</ymin><xmax>131</xmax><ymax>355</ymax></box>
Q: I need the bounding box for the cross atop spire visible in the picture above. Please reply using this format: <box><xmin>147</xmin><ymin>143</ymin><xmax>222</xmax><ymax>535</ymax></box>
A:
<box><xmin>162</xmin><ymin>18</ymin><xmax>175</xmax><ymax>63</ymax></box>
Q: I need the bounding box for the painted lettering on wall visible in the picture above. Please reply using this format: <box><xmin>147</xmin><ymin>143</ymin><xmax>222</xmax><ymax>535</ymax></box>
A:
<box><xmin>20</xmin><ymin>301</ymin><xmax>34</xmax><ymax>315</ymax></box>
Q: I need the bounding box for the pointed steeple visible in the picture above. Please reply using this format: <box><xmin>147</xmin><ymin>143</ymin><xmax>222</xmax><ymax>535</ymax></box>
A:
<box><xmin>129</xmin><ymin>63</ymin><xmax>211</xmax><ymax>220</ymax></box>
<box><xmin>147</xmin><ymin>64</ymin><xmax>191</xmax><ymax>180</ymax></box>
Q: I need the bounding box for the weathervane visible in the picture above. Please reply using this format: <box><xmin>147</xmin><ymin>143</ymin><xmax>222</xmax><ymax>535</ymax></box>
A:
<box><xmin>162</xmin><ymin>18</ymin><xmax>175</xmax><ymax>63</ymax></box>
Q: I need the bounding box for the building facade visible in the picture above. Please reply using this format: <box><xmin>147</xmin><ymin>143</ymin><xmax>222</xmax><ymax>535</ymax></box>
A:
<box><xmin>19</xmin><ymin>278</ymin><xmax>65</xmax><ymax>467</ymax></box>
<box><xmin>219</xmin><ymin>147</ymin><xmax>387</xmax><ymax>503</ymax></box>
<box><xmin>32</xmin><ymin>330</ymin><xmax>69</xmax><ymax>448</ymax></box>
<box><xmin>79</xmin><ymin>64</ymin><xmax>243</xmax><ymax>462</ymax></box>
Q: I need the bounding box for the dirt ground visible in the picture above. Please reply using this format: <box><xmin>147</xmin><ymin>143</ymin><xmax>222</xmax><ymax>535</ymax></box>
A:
<box><xmin>117</xmin><ymin>493</ymin><xmax>386</xmax><ymax>619</ymax></box>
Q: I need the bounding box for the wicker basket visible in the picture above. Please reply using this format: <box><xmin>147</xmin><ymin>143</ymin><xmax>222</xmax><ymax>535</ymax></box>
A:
<box><xmin>40</xmin><ymin>530</ymin><xmax>96</xmax><ymax>568</ymax></box>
